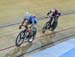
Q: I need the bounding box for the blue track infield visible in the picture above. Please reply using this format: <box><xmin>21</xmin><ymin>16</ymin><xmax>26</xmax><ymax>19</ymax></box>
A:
<box><xmin>60</xmin><ymin>48</ymin><xmax>75</xmax><ymax>57</ymax></box>
<box><xmin>30</xmin><ymin>38</ymin><xmax>75</xmax><ymax>57</ymax></box>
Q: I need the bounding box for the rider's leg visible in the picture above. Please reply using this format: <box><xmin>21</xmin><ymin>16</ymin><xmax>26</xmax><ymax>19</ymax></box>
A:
<box><xmin>51</xmin><ymin>16</ymin><xmax>58</xmax><ymax>31</ymax></box>
<box><xmin>28</xmin><ymin>25</ymin><xmax>37</xmax><ymax>42</ymax></box>
<box><xmin>32</xmin><ymin>25</ymin><xmax>37</xmax><ymax>38</ymax></box>
<box><xmin>48</xmin><ymin>17</ymin><xmax>53</xmax><ymax>29</ymax></box>
<box><xmin>51</xmin><ymin>21</ymin><xmax>57</xmax><ymax>31</ymax></box>
<box><xmin>49</xmin><ymin>17</ymin><xmax>53</xmax><ymax>23</ymax></box>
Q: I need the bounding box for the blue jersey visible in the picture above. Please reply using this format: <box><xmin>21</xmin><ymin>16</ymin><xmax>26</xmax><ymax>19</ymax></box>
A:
<box><xmin>28</xmin><ymin>15</ymin><xmax>37</xmax><ymax>25</ymax></box>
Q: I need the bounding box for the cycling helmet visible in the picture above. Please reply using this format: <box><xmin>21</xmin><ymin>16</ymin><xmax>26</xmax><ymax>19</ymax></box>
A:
<box><xmin>24</xmin><ymin>12</ymin><xmax>31</xmax><ymax>19</ymax></box>
<box><xmin>51</xmin><ymin>8</ymin><xmax>56</xmax><ymax>13</ymax></box>
<box><xmin>25</xmin><ymin>12</ymin><xmax>31</xmax><ymax>16</ymax></box>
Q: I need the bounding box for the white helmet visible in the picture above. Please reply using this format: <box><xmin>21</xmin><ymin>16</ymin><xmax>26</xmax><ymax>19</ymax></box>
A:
<box><xmin>51</xmin><ymin>8</ymin><xmax>55</xmax><ymax>13</ymax></box>
<box><xmin>24</xmin><ymin>12</ymin><xmax>31</xmax><ymax>19</ymax></box>
<box><xmin>25</xmin><ymin>12</ymin><xmax>31</xmax><ymax>16</ymax></box>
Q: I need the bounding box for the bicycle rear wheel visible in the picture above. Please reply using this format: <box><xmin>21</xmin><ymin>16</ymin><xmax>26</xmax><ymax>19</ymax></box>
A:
<box><xmin>28</xmin><ymin>31</ymin><xmax>36</xmax><ymax>43</ymax></box>
<box><xmin>26</xmin><ymin>28</ymin><xmax>36</xmax><ymax>43</ymax></box>
<box><xmin>51</xmin><ymin>21</ymin><xmax>57</xmax><ymax>31</ymax></box>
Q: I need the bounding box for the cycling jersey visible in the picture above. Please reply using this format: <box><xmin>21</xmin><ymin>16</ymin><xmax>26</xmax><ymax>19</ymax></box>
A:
<box><xmin>47</xmin><ymin>9</ymin><xmax>61</xmax><ymax>17</ymax></box>
<box><xmin>52</xmin><ymin>9</ymin><xmax>61</xmax><ymax>17</ymax></box>
<box><xmin>29</xmin><ymin>15</ymin><xmax>37</xmax><ymax>24</ymax></box>
<box><xmin>24</xmin><ymin>15</ymin><xmax>37</xmax><ymax>25</ymax></box>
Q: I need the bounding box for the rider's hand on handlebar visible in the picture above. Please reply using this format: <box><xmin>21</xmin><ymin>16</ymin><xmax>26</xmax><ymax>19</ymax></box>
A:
<box><xmin>19</xmin><ymin>25</ymin><xmax>22</xmax><ymax>29</ymax></box>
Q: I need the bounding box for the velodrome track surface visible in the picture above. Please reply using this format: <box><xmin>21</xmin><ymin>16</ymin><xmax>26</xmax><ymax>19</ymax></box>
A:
<box><xmin>0</xmin><ymin>0</ymin><xmax>75</xmax><ymax>57</ymax></box>
<box><xmin>0</xmin><ymin>26</ymin><xmax>75</xmax><ymax>57</ymax></box>
<box><xmin>0</xmin><ymin>11</ymin><xmax>75</xmax><ymax>57</ymax></box>
<box><xmin>0</xmin><ymin>10</ymin><xmax>75</xmax><ymax>28</ymax></box>
<box><xmin>18</xmin><ymin>27</ymin><xmax>75</xmax><ymax>57</ymax></box>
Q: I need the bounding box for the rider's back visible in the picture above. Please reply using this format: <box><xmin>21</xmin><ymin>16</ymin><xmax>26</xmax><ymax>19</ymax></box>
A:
<box><xmin>29</xmin><ymin>15</ymin><xmax>37</xmax><ymax>24</ymax></box>
<box><xmin>47</xmin><ymin>9</ymin><xmax>61</xmax><ymax>17</ymax></box>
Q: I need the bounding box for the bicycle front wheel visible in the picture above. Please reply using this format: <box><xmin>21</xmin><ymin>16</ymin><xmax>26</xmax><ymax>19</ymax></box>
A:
<box><xmin>42</xmin><ymin>21</ymin><xmax>50</xmax><ymax>33</ymax></box>
<box><xmin>16</xmin><ymin>31</ymin><xmax>25</xmax><ymax>47</ymax></box>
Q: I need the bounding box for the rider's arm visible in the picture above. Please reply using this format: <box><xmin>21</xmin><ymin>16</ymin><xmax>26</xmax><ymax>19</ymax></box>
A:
<box><xmin>19</xmin><ymin>19</ymin><xmax>26</xmax><ymax>29</ymax></box>
<box><xmin>46</xmin><ymin>10</ymin><xmax>52</xmax><ymax>18</ymax></box>
<box><xmin>21</xmin><ymin>19</ymin><xmax>26</xmax><ymax>26</ymax></box>
<box><xmin>47</xmin><ymin>10</ymin><xmax>51</xmax><ymax>16</ymax></box>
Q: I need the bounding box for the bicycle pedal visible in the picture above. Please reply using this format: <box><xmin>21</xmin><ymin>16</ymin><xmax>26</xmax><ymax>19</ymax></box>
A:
<box><xmin>29</xmin><ymin>38</ymin><xmax>33</xmax><ymax>42</ymax></box>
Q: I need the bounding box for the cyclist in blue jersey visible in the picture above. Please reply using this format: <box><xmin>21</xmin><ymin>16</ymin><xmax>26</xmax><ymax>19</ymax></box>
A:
<box><xmin>19</xmin><ymin>12</ymin><xmax>37</xmax><ymax>39</ymax></box>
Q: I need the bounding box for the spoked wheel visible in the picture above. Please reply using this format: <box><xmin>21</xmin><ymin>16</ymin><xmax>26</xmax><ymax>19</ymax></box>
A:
<box><xmin>42</xmin><ymin>21</ymin><xmax>50</xmax><ymax>33</ymax></box>
<box><xmin>16</xmin><ymin>31</ymin><xmax>25</xmax><ymax>47</ymax></box>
